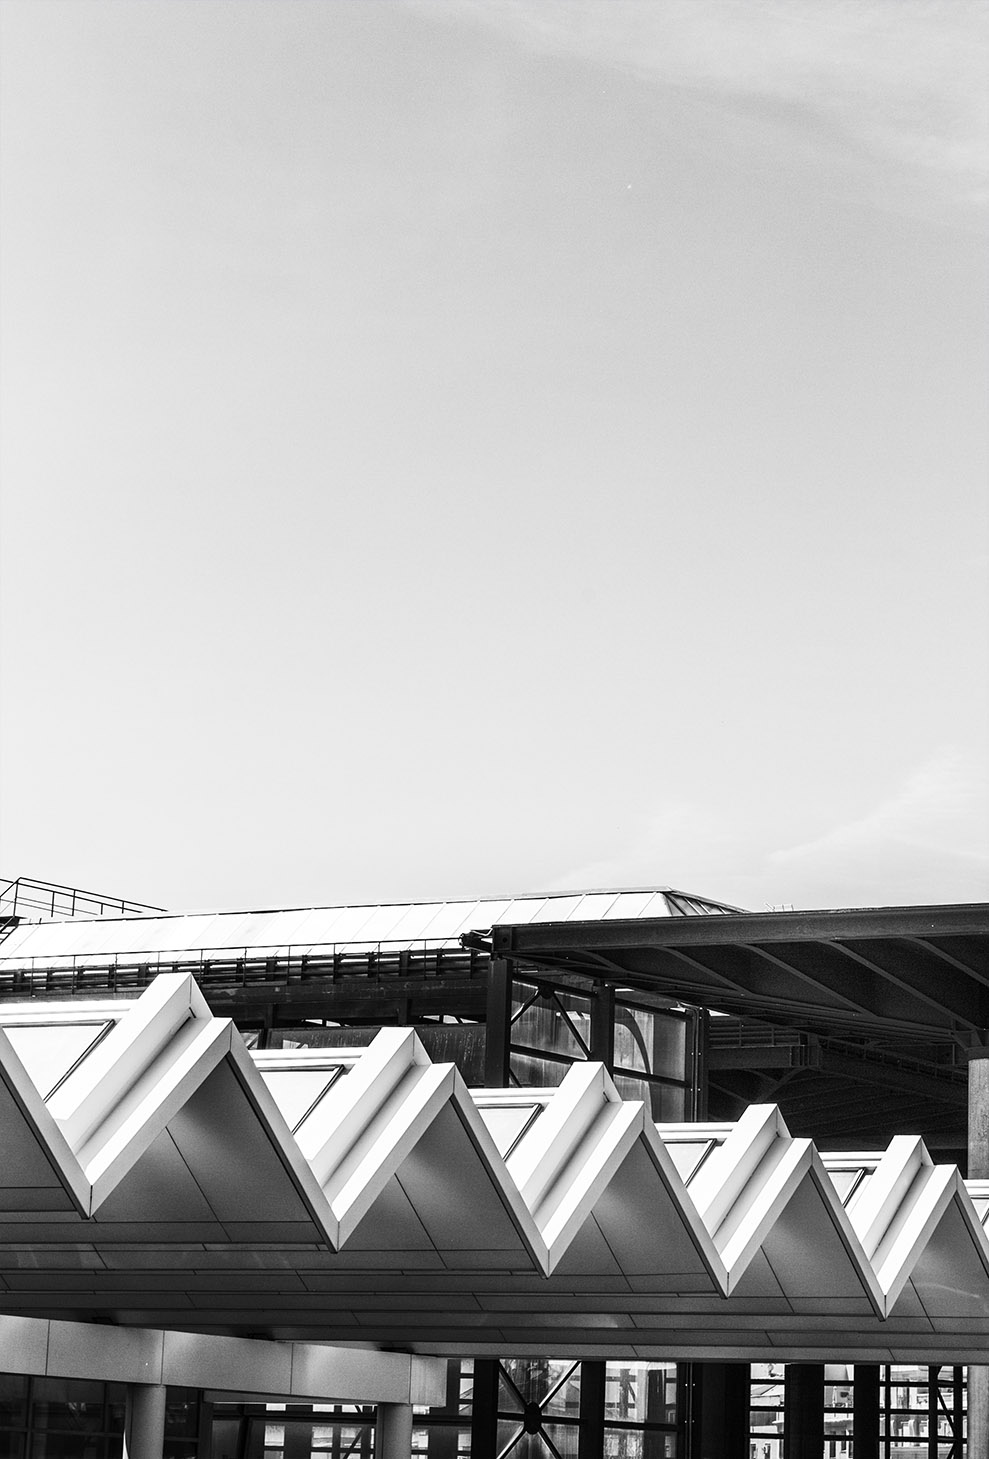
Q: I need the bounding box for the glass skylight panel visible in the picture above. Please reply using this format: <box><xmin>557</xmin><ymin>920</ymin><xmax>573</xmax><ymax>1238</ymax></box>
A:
<box><xmin>663</xmin><ymin>1141</ymin><xmax>716</xmax><ymax>1181</ymax></box>
<box><xmin>825</xmin><ymin>1169</ymin><xmax>866</xmax><ymax>1204</ymax></box>
<box><xmin>476</xmin><ymin>1102</ymin><xmax>542</xmax><ymax>1158</ymax></box>
<box><xmin>5</xmin><ymin>1020</ymin><xmax>113</xmax><ymax>1099</ymax></box>
<box><xmin>258</xmin><ymin>1067</ymin><xmax>343</xmax><ymax>1133</ymax></box>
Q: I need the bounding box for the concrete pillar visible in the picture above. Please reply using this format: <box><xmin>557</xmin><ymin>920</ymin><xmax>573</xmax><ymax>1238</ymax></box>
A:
<box><xmin>783</xmin><ymin>1365</ymin><xmax>823</xmax><ymax>1459</ymax></box>
<box><xmin>969</xmin><ymin>1052</ymin><xmax>989</xmax><ymax>1457</ymax></box>
<box><xmin>123</xmin><ymin>1383</ymin><xmax>166</xmax><ymax>1459</ymax></box>
<box><xmin>375</xmin><ymin>1401</ymin><xmax>413</xmax><ymax>1459</ymax></box>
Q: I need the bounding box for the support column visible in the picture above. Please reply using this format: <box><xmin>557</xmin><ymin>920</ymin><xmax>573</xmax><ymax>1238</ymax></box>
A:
<box><xmin>375</xmin><ymin>1402</ymin><xmax>413</xmax><ymax>1459</ymax></box>
<box><xmin>469</xmin><ymin>1359</ymin><xmax>500</xmax><ymax>1459</ymax></box>
<box><xmin>853</xmin><ymin>1364</ymin><xmax>880</xmax><ymax>1459</ymax></box>
<box><xmin>589</xmin><ymin>985</ymin><xmax>614</xmax><ymax>1068</ymax></box>
<box><xmin>123</xmin><ymin>1383</ymin><xmax>166</xmax><ymax>1459</ymax></box>
<box><xmin>485</xmin><ymin>959</ymin><xmax>512</xmax><ymax>1086</ymax></box>
<box><xmin>783</xmin><ymin>1365</ymin><xmax>823</xmax><ymax>1459</ymax></box>
<box><xmin>688</xmin><ymin>1362</ymin><xmax>749</xmax><ymax>1459</ymax></box>
<box><xmin>969</xmin><ymin>1051</ymin><xmax>989</xmax><ymax>1457</ymax></box>
<box><xmin>577</xmin><ymin>1360</ymin><xmax>605</xmax><ymax>1459</ymax></box>
<box><xmin>692</xmin><ymin>1009</ymin><xmax>709</xmax><ymax>1120</ymax></box>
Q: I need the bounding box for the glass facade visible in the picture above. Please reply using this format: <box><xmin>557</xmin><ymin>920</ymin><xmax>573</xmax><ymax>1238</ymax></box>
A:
<box><xmin>0</xmin><ymin>1366</ymin><xmax>978</xmax><ymax>1457</ymax></box>
<box><xmin>882</xmin><ymin>1365</ymin><xmax>966</xmax><ymax>1456</ymax></box>
<box><xmin>602</xmin><ymin>1362</ymin><xmax>678</xmax><ymax>1458</ymax></box>
<box><xmin>748</xmin><ymin>1363</ymin><xmax>967</xmax><ymax>1457</ymax></box>
<box><xmin>0</xmin><ymin>1379</ymin><xmax>201</xmax><ymax>1459</ymax></box>
<box><xmin>210</xmin><ymin>1403</ymin><xmax>376</xmax><ymax>1459</ymax></box>
<box><xmin>507</xmin><ymin>976</ymin><xmax>698</xmax><ymax>1120</ymax></box>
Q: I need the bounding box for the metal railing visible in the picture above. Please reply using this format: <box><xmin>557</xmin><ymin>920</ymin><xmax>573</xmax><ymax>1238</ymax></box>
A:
<box><xmin>0</xmin><ymin>875</ymin><xmax>165</xmax><ymax>924</ymax></box>
<box><xmin>0</xmin><ymin>938</ymin><xmax>490</xmax><ymax>1000</ymax></box>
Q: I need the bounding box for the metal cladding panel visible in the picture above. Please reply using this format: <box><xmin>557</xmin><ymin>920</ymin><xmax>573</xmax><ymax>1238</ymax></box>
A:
<box><xmin>1</xmin><ymin>973</ymin><xmax>988</xmax><ymax>1359</ymax></box>
<box><xmin>496</xmin><ymin>897</ymin><xmax>549</xmax><ymax>926</ymax></box>
<box><xmin>268</xmin><ymin>907</ymin><xmax>351</xmax><ymax>948</ymax></box>
<box><xmin>525</xmin><ymin>896</ymin><xmax>586</xmax><ymax>924</ymax></box>
<box><xmin>564</xmin><ymin>892</ymin><xmax>622</xmax><ymax>920</ymax></box>
<box><xmin>448</xmin><ymin>899</ymin><xmax>510</xmax><ymax>936</ymax></box>
<box><xmin>377</xmin><ymin>903</ymin><xmax>447</xmax><ymax>942</ymax></box>
<box><xmin>602</xmin><ymin>891</ymin><xmax>670</xmax><ymax>920</ymax></box>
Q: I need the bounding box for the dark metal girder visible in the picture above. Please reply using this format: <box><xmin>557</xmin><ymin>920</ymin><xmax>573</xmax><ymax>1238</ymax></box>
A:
<box><xmin>490</xmin><ymin>905</ymin><xmax>989</xmax><ymax>1037</ymax></box>
<box><xmin>491</xmin><ymin>904</ymin><xmax>989</xmax><ymax>954</ymax></box>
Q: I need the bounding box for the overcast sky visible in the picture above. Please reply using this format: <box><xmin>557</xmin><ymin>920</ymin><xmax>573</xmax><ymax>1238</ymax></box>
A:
<box><xmin>1</xmin><ymin>0</ymin><xmax>986</xmax><ymax>914</ymax></box>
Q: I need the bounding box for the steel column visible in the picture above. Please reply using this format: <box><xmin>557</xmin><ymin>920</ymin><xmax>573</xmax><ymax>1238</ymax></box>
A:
<box><xmin>687</xmin><ymin>1362</ymin><xmax>748</xmax><ymax>1458</ymax></box>
<box><xmin>469</xmin><ymin>1359</ymin><xmax>500</xmax><ymax>1459</ymax></box>
<box><xmin>576</xmin><ymin>1359</ymin><xmax>605</xmax><ymax>1459</ymax></box>
<box><xmin>589</xmin><ymin>986</ymin><xmax>614</xmax><ymax>1067</ymax></box>
<box><xmin>852</xmin><ymin>1364</ymin><xmax>880</xmax><ymax>1459</ymax></box>
<box><xmin>783</xmin><ymin>1365</ymin><xmax>823</xmax><ymax>1459</ymax></box>
<box><xmin>485</xmin><ymin>959</ymin><xmax>512</xmax><ymax>1085</ymax></box>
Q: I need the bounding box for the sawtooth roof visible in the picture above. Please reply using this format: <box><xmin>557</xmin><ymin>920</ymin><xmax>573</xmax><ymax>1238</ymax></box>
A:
<box><xmin>2</xmin><ymin>973</ymin><xmax>988</xmax><ymax>1363</ymax></box>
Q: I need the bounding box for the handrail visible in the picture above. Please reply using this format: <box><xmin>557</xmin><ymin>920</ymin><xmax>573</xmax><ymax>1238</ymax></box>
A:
<box><xmin>0</xmin><ymin>938</ymin><xmax>489</xmax><ymax>1000</ymax></box>
<box><xmin>0</xmin><ymin>875</ymin><xmax>164</xmax><ymax>922</ymax></box>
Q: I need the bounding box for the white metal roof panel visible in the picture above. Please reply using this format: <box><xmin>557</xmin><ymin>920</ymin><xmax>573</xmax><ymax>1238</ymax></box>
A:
<box><xmin>2</xmin><ymin>975</ymin><xmax>988</xmax><ymax>1359</ymax></box>
<box><xmin>602</xmin><ymin>891</ymin><xmax>670</xmax><ymax>920</ymax></box>
<box><xmin>0</xmin><ymin>888</ymin><xmax>731</xmax><ymax>971</ymax></box>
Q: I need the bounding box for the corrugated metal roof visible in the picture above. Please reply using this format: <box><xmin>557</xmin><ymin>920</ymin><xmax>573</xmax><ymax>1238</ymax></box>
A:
<box><xmin>0</xmin><ymin>886</ymin><xmax>740</xmax><ymax>969</ymax></box>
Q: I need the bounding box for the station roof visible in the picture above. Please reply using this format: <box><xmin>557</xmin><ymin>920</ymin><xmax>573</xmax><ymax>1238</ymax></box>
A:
<box><xmin>0</xmin><ymin>886</ymin><xmax>738</xmax><ymax>970</ymax></box>
<box><xmin>2</xmin><ymin>973</ymin><xmax>988</xmax><ymax>1364</ymax></box>
<box><xmin>487</xmin><ymin>902</ymin><xmax>989</xmax><ymax>1040</ymax></box>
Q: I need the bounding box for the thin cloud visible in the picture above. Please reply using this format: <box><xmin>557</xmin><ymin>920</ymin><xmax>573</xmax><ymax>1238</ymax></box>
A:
<box><xmin>417</xmin><ymin>0</ymin><xmax>989</xmax><ymax>209</ymax></box>
<box><xmin>770</xmin><ymin>747</ymin><xmax>989</xmax><ymax>904</ymax></box>
<box><xmin>544</xmin><ymin>748</ymin><xmax>989</xmax><ymax>910</ymax></box>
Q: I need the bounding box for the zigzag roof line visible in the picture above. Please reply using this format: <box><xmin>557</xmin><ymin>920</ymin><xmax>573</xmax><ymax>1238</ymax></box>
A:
<box><xmin>2</xmin><ymin>973</ymin><xmax>989</xmax><ymax>1357</ymax></box>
